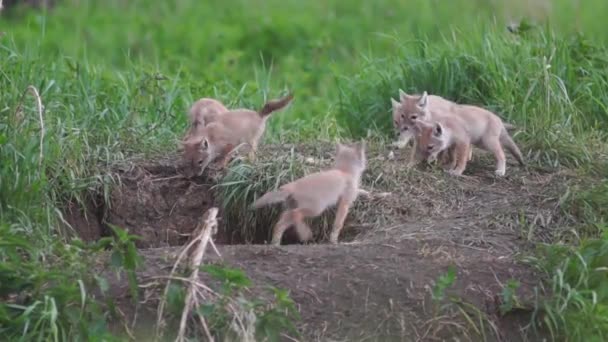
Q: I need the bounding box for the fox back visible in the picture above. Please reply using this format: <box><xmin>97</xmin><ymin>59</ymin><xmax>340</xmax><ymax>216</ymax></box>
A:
<box><xmin>189</xmin><ymin>98</ymin><xmax>228</xmax><ymax>126</ymax></box>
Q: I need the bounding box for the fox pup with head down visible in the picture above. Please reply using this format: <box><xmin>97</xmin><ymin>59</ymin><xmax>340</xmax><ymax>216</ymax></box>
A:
<box><xmin>395</xmin><ymin>90</ymin><xmax>524</xmax><ymax>176</ymax></box>
<box><xmin>181</xmin><ymin>93</ymin><xmax>294</xmax><ymax>178</ymax></box>
<box><xmin>252</xmin><ymin>141</ymin><xmax>367</xmax><ymax>245</ymax></box>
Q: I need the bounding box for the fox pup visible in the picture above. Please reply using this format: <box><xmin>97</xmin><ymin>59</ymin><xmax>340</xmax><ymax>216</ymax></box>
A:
<box><xmin>397</xmin><ymin>90</ymin><xmax>524</xmax><ymax>176</ymax></box>
<box><xmin>185</xmin><ymin>98</ymin><xmax>228</xmax><ymax>138</ymax></box>
<box><xmin>252</xmin><ymin>141</ymin><xmax>367</xmax><ymax>245</ymax></box>
<box><xmin>412</xmin><ymin>119</ymin><xmax>473</xmax><ymax>175</ymax></box>
<box><xmin>181</xmin><ymin>93</ymin><xmax>294</xmax><ymax>178</ymax></box>
<box><xmin>391</xmin><ymin>91</ymin><xmax>472</xmax><ymax>166</ymax></box>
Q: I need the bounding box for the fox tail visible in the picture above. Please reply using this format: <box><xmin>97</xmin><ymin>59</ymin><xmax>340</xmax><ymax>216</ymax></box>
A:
<box><xmin>258</xmin><ymin>93</ymin><xmax>294</xmax><ymax>117</ymax></box>
<box><xmin>252</xmin><ymin>189</ymin><xmax>290</xmax><ymax>208</ymax></box>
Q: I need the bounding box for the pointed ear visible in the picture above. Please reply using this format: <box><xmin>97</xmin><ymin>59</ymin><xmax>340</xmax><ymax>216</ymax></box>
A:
<box><xmin>398</xmin><ymin>89</ymin><xmax>409</xmax><ymax>101</ymax></box>
<box><xmin>357</xmin><ymin>140</ymin><xmax>367</xmax><ymax>159</ymax></box>
<box><xmin>356</xmin><ymin>140</ymin><xmax>366</xmax><ymax>154</ymax></box>
<box><xmin>433</xmin><ymin>122</ymin><xmax>443</xmax><ymax>137</ymax></box>
<box><xmin>417</xmin><ymin>91</ymin><xmax>428</xmax><ymax>109</ymax></box>
<box><xmin>336</xmin><ymin>142</ymin><xmax>345</xmax><ymax>154</ymax></box>
<box><xmin>391</xmin><ymin>98</ymin><xmax>401</xmax><ymax>111</ymax></box>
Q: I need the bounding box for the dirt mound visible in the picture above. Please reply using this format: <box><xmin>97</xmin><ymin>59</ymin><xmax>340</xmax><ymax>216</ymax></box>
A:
<box><xmin>68</xmin><ymin>142</ymin><xmax>576</xmax><ymax>340</ymax></box>
<box><xmin>105</xmin><ymin>240</ymin><xmax>548</xmax><ymax>341</ymax></box>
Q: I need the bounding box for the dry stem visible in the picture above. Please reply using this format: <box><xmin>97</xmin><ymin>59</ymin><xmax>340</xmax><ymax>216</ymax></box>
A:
<box><xmin>155</xmin><ymin>207</ymin><xmax>220</xmax><ymax>342</ymax></box>
<box><xmin>13</xmin><ymin>85</ymin><xmax>46</xmax><ymax>172</ymax></box>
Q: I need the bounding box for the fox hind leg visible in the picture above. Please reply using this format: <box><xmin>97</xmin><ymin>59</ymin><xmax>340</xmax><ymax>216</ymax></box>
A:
<box><xmin>270</xmin><ymin>210</ymin><xmax>294</xmax><ymax>245</ymax></box>
<box><xmin>483</xmin><ymin>137</ymin><xmax>507</xmax><ymax>176</ymax></box>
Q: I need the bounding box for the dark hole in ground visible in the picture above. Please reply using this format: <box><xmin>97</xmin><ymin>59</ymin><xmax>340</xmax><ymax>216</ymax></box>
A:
<box><xmin>62</xmin><ymin>157</ymin><xmax>331</xmax><ymax>248</ymax></box>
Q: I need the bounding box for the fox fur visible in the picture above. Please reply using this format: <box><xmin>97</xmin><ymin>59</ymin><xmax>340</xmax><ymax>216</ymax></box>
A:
<box><xmin>181</xmin><ymin>93</ymin><xmax>294</xmax><ymax>178</ymax></box>
<box><xmin>252</xmin><ymin>141</ymin><xmax>367</xmax><ymax>245</ymax></box>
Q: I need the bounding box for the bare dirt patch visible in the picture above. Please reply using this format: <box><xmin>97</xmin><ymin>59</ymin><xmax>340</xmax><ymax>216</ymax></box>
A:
<box><xmin>75</xmin><ymin>142</ymin><xmax>575</xmax><ymax>340</ymax></box>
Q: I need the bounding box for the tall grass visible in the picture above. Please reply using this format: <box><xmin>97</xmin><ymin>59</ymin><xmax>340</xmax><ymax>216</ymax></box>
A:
<box><xmin>1</xmin><ymin>0</ymin><xmax>608</xmax><ymax>339</ymax></box>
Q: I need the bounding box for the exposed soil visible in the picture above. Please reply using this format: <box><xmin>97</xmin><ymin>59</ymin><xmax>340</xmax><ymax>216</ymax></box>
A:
<box><xmin>70</xmin><ymin>142</ymin><xmax>575</xmax><ymax>341</ymax></box>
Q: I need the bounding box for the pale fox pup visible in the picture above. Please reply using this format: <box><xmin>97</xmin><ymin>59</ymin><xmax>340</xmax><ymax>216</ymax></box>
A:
<box><xmin>391</xmin><ymin>91</ymin><xmax>472</xmax><ymax>166</ymax></box>
<box><xmin>185</xmin><ymin>98</ymin><xmax>228</xmax><ymax>138</ymax></box>
<box><xmin>397</xmin><ymin>90</ymin><xmax>524</xmax><ymax>176</ymax></box>
<box><xmin>181</xmin><ymin>93</ymin><xmax>294</xmax><ymax>178</ymax></box>
<box><xmin>252</xmin><ymin>141</ymin><xmax>367</xmax><ymax>245</ymax></box>
<box><xmin>412</xmin><ymin>119</ymin><xmax>473</xmax><ymax>176</ymax></box>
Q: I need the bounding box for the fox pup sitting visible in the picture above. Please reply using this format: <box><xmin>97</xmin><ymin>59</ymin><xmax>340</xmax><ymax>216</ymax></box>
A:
<box><xmin>252</xmin><ymin>141</ymin><xmax>367</xmax><ymax>245</ymax></box>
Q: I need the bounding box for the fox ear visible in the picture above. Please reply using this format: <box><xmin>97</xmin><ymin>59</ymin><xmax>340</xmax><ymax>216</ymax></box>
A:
<box><xmin>417</xmin><ymin>91</ymin><xmax>428</xmax><ymax>109</ymax></box>
<box><xmin>433</xmin><ymin>122</ymin><xmax>443</xmax><ymax>137</ymax></box>
<box><xmin>356</xmin><ymin>140</ymin><xmax>366</xmax><ymax>154</ymax></box>
<box><xmin>391</xmin><ymin>98</ymin><xmax>401</xmax><ymax>111</ymax></box>
<box><xmin>335</xmin><ymin>142</ymin><xmax>345</xmax><ymax>154</ymax></box>
<box><xmin>398</xmin><ymin>89</ymin><xmax>409</xmax><ymax>101</ymax></box>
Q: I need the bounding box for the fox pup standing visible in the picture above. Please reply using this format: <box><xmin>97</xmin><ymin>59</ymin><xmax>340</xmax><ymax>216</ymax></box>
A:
<box><xmin>252</xmin><ymin>141</ymin><xmax>367</xmax><ymax>245</ymax></box>
<box><xmin>397</xmin><ymin>90</ymin><xmax>524</xmax><ymax>176</ymax></box>
<box><xmin>181</xmin><ymin>93</ymin><xmax>294</xmax><ymax>178</ymax></box>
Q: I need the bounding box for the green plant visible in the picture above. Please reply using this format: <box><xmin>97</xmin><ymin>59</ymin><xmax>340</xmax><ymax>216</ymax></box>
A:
<box><xmin>196</xmin><ymin>264</ymin><xmax>300</xmax><ymax>341</ymax></box>
<box><xmin>530</xmin><ymin>227</ymin><xmax>608</xmax><ymax>341</ymax></box>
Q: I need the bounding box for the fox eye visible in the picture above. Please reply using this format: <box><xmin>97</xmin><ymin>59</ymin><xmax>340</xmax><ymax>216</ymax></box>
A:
<box><xmin>410</xmin><ymin>115</ymin><xmax>418</xmax><ymax>120</ymax></box>
<box><xmin>393</xmin><ymin>120</ymin><xmax>398</xmax><ymax>126</ymax></box>
<box><xmin>401</xmin><ymin>114</ymin><xmax>406</xmax><ymax>120</ymax></box>
<box><xmin>427</xmin><ymin>145</ymin><xmax>434</xmax><ymax>150</ymax></box>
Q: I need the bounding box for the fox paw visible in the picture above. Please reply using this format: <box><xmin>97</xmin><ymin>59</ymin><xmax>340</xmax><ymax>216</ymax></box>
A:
<box><xmin>494</xmin><ymin>169</ymin><xmax>506</xmax><ymax>177</ymax></box>
<box><xmin>448</xmin><ymin>169</ymin><xmax>464</xmax><ymax>176</ymax></box>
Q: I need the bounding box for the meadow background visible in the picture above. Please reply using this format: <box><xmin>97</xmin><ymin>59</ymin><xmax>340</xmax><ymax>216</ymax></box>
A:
<box><xmin>1</xmin><ymin>0</ymin><xmax>607</xmax><ymax>340</ymax></box>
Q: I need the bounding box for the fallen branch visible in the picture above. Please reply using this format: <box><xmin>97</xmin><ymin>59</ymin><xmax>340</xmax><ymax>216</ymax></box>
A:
<box><xmin>155</xmin><ymin>207</ymin><xmax>220</xmax><ymax>342</ymax></box>
<box><xmin>177</xmin><ymin>207</ymin><xmax>218</xmax><ymax>342</ymax></box>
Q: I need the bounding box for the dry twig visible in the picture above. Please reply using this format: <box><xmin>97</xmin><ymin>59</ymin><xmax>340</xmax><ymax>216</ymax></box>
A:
<box><xmin>155</xmin><ymin>207</ymin><xmax>220</xmax><ymax>342</ymax></box>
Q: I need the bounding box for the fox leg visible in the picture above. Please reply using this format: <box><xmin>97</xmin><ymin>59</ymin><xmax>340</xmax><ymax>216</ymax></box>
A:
<box><xmin>293</xmin><ymin>219</ymin><xmax>313</xmax><ymax>243</ymax></box>
<box><xmin>329</xmin><ymin>198</ymin><xmax>351</xmax><ymax>244</ymax></box>
<box><xmin>484</xmin><ymin>137</ymin><xmax>507</xmax><ymax>176</ymax></box>
<box><xmin>406</xmin><ymin>138</ymin><xmax>418</xmax><ymax>168</ymax></box>
<box><xmin>217</xmin><ymin>144</ymin><xmax>236</xmax><ymax>168</ymax></box>
<box><xmin>448</xmin><ymin>142</ymin><xmax>470</xmax><ymax>176</ymax></box>
<box><xmin>248</xmin><ymin>140</ymin><xmax>258</xmax><ymax>162</ymax></box>
<box><xmin>270</xmin><ymin>210</ymin><xmax>296</xmax><ymax>245</ymax></box>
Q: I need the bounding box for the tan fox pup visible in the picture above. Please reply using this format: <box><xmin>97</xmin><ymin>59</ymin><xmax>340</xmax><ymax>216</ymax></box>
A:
<box><xmin>181</xmin><ymin>93</ymin><xmax>294</xmax><ymax>178</ymax></box>
<box><xmin>412</xmin><ymin>119</ymin><xmax>473</xmax><ymax>175</ymax></box>
<box><xmin>397</xmin><ymin>90</ymin><xmax>524</xmax><ymax>176</ymax></box>
<box><xmin>252</xmin><ymin>141</ymin><xmax>367</xmax><ymax>245</ymax></box>
<box><xmin>185</xmin><ymin>98</ymin><xmax>228</xmax><ymax>138</ymax></box>
<box><xmin>391</xmin><ymin>91</ymin><xmax>472</xmax><ymax>166</ymax></box>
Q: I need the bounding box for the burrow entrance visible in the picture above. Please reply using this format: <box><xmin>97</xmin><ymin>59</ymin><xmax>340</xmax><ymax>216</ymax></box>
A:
<box><xmin>62</xmin><ymin>155</ymin><xmax>339</xmax><ymax>248</ymax></box>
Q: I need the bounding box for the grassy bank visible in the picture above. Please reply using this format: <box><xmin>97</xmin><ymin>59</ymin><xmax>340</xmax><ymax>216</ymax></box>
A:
<box><xmin>1</xmin><ymin>0</ymin><xmax>607</xmax><ymax>340</ymax></box>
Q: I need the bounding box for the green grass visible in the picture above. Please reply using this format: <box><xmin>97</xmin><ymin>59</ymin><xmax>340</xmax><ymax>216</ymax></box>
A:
<box><xmin>1</xmin><ymin>0</ymin><xmax>608</xmax><ymax>340</ymax></box>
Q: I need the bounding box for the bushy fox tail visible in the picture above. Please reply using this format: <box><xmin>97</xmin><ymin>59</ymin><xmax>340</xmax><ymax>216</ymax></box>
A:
<box><xmin>252</xmin><ymin>189</ymin><xmax>290</xmax><ymax>208</ymax></box>
<box><xmin>258</xmin><ymin>93</ymin><xmax>294</xmax><ymax>117</ymax></box>
<box><xmin>500</xmin><ymin>129</ymin><xmax>525</xmax><ymax>166</ymax></box>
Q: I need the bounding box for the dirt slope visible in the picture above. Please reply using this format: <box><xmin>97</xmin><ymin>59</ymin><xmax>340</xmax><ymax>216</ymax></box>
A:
<box><xmin>73</xmin><ymin>143</ymin><xmax>573</xmax><ymax>341</ymax></box>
